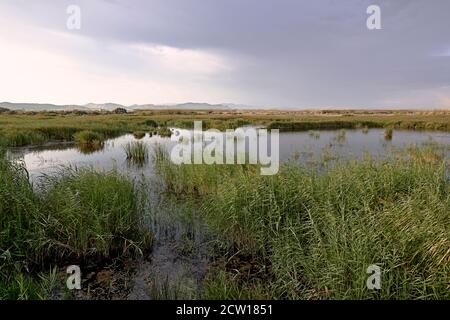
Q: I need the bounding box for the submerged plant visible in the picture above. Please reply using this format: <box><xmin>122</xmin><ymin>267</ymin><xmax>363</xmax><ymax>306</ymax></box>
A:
<box><xmin>308</xmin><ymin>130</ymin><xmax>320</xmax><ymax>139</ymax></box>
<box><xmin>336</xmin><ymin>129</ymin><xmax>346</xmax><ymax>142</ymax></box>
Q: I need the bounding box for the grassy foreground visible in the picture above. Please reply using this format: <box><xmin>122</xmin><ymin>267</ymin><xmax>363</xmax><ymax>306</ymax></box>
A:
<box><xmin>0</xmin><ymin>150</ymin><xmax>151</xmax><ymax>300</ymax></box>
<box><xmin>154</xmin><ymin>145</ymin><xmax>450</xmax><ymax>299</ymax></box>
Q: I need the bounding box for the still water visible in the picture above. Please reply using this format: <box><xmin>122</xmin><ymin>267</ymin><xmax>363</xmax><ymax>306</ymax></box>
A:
<box><xmin>9</xmin><ymin>128</ymin><xmax>450</xmax><ymax>182</ymax></box>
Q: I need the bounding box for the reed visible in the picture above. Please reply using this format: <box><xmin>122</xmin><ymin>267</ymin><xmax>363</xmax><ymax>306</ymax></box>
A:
<box><xmin>154</xmin><ymin>144</ymin><xmax>450</xmax><ymax>299</ymax></box>
<box><xmin>384</xmin><ymin>127</ymin><xmax>394</xmax><ymax>140</ymax></box>
<box><xmin>0</xmin><ymin>151</ymin><xmax>152</xmax><ymax>299</ymax></box>
<box><xmin>133</xmin><ymin>131</ymin><xmax>146</xmax><ymax>139</ymax></box>
<box><xmin>124</xmin><ymin>141</ymin><xmax>149</xmax><ymax>163</ymax></box>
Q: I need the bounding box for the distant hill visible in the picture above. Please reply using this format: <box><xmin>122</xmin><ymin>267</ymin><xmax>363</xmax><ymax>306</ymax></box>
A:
<box><xmin>84</xmin><ymin>103</ymin><xmax>126</xmax><ymax>110</ymax></box>
<box><xmin>0</xmin><ymin>102</ymin><xmax>90</xmax><ymax>111</ymax></box>
<box><xmin>131</xmin><ymin>102</ymin><xmax>231</xmax><ymax>110</ymax></box>
<box><xmin>0</xmin><ymin>102</ymin><xmax>239</xmax><ymax>111</ymax></box>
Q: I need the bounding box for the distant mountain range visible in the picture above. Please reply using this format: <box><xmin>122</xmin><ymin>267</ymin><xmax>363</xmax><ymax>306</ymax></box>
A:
<box><xmin>0</xmin><ymin>102</ymin><xmax>253</xmax><ymax>111</ymax></box>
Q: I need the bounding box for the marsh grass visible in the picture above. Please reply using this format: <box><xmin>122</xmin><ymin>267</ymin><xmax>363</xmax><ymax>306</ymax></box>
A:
<box><xmin>384</xmin><ymin>127</ymin><xmax>394</xmax><ymax>140</ymax></box>
<box><xmin>133</xmin><ymin>131</ymin><xmax>146</xmax><ymax>139</ymax></box>
<box><xmin>74</xmin><ymin>130</ymin><xmax>104</xmax><ymax>146</ymax></box>
<box><xmin>203</xmin><ymin>271</ymin><xmax>273</xmax><ymax>300</ymax></box>
<box><xmin>156</xmin><ymin>127</ymin><xmax>172</xmax><ymax>137</ymax></box>
<box><xmin>337</xmin><ymin>129</ymin><xmax>346</xmax><ymax>142</ymax></box>
<box><xmin>0</xmin><ymin>151</ymin><xmax>152</xmax><ymax>299</ymax></box>
<box><xmin>124</xmin><ymin>141</ymin><xmax>149</xmax><ymax>163</ymax></box>
<box><xmin>148</xmin><ymin>274</ymin><xmax>198</xmax><ymax>300</ymax></box>
<box><xmin>0</xmin><ymin>110</ymin><xmax>449</xmax><ymax>148</ymax></box>
<box><xmin>154</xmin><ymin>144</ymin><xmax>450</xmax><ymax>299</ymax></box>
<box><xmin>39</xmin><ymin>167</ymin><xmax>151</xmax><ymax>262</ymax></box>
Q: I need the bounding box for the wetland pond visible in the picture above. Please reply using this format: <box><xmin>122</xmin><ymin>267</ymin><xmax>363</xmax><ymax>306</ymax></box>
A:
<box><xmin>8</xmin><ymin>128</ymin><xmax>450</xmax><ymax>299</ymax></box>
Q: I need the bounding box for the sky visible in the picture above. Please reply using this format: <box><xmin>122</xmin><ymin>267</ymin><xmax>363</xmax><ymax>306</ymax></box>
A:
<box><xmin>1</xmin><ymin>0</ymin><xmax>450</xmax><ymax>109</ymax></box>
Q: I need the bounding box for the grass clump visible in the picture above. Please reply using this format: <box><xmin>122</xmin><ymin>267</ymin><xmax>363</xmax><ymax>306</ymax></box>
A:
<box><xmin>0</xmin><ymin>150</ymin><xmax>151</xmax><ymax>299</ymax></box>
<box><xmin>0</xmin><ymin>130</ymin><xmax>46</xmax><ymax>147</ymax></box>
<box><xmin>39</xmin><ymin>167</ymin><xmax>151</xmax><ymax>262</ymax></box>
<box><xmin>124</xmin><ymin>141</ymin><xmax>149</xmax><ymax>163</ymax></box>
<box><xmin>74</xmin><ymin>130</ymin><xmax>104</xmax><ymax>146</ymax></box>
<box><xmin>155</xmin><ymin>145</ymin><xmax>450</xmax><ymax>299</ymax></box>
<box><xmin>384</xmin><ymin>127</ymin><xmax>394</xmax><ymax>140</ymax></box>
<box><xmin>133</xmin><ymin>131</ymin><xmax>146</xmax><ymax>139</ymax></box>
<box><xmin>156</xmin><ymin>127</ymin><xmax>172</xmax><ymax>137</ymax></box>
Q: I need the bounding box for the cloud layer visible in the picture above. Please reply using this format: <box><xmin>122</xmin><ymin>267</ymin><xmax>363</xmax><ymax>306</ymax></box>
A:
<box><xmin>1</xmin><ymin>0</ymin><xmax>449</xmax><ymax>108</ymax></box>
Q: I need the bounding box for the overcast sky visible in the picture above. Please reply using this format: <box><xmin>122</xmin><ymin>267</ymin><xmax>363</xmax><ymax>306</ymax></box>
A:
<box><xmin>1</xmin><ymin>0</ymin><xmax>449</xmax><ymax>108</ymax></box>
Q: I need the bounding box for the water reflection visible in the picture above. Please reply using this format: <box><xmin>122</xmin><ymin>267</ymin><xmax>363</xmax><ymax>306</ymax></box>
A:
<box><xmin>76</xmin><ymin>142</ymin><xmax>105</xmax><ymax>155</ymax></box>
<box><xmin>7</xmin><ymin>128</ymin><xmax>450</xmax><ymax>183</ymax></box>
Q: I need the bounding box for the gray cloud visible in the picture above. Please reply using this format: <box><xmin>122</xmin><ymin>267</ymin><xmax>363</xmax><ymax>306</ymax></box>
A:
<box><xmin>1</xmin><ymin>0</ymin><xmax>450</xmax><ymax>107</ymax></box>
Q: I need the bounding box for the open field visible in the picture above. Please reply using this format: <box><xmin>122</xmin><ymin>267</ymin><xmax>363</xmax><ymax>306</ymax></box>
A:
<box><xmin>0</xmin><ymin>109</ymin><xmax>449</xmax><ymax>147</ymax></box>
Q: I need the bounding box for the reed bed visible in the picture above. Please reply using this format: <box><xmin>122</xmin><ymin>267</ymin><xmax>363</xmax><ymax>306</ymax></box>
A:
<box><xmin>154</xmin><ymin>144</ymin><xmax>450</xmax><ymax>299</ymax></box>
<box><xmin>1</xmin><ymin>110</ymin><xmax>449</xmax><ymax>147</ymax></box>
<box><xmin>0</xmin><ymin>151</ymin><xmax>151</xmax><ymax>299</ymax></box>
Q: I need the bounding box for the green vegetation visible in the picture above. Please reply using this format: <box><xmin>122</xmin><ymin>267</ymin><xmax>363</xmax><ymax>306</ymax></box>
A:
<box><xmin>143</xmin><ymin>119</ymin><xmax>158</xmax><ymax>127</ymax></box>
<box><xmin>336</xmin><ymin>129</ymin><xmax>346</xmax><ymax>142</ymax></box>
<box><xmin>0</xmin><ymin>150</ymin><xmax>151</xmax><ymax>299</ymax></box>
<box><xmin>124</xmin><ymin>141</ymin><xmax>149</xmax><ymax>163</ymax></box>
<box><xmin>0</xmin><ymin>109</ymin><xmax>448</xmax><ymax>147</ymax></box>
<box><xmin>156</xmin><ymin>127</ymin><xmax>172</xmax><ymax>137</ymax></box>
<box><xmin>384</xmin><ymin>127</ymin><xmax>394</xmax><ymax>140</ymax></box>
<box><xmin>1</xmin><ymin>108</ymin><xmax>449</xmax><ymax>300</ymax></box>
<box><xmin>133</xmin><ymin>131</ymin><xmax>146</xmax><ymax>139</ymax></box>
<box><xmin>74</xmin><ymin>130</ymin><xmax>104</xmax><ymax>146</ymax></box>
<box><xmin>154</xmin><ymin>144</ymin><xmax>450</xmax><ymax>299</ymax></box>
